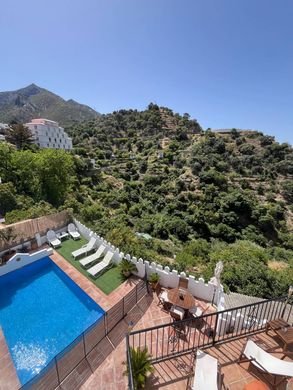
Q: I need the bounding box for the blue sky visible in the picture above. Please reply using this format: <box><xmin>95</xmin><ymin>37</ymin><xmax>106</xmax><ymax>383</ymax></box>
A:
<box><xmin>0</xmin><ymin>0</ymin><xmax>292</xmax><ymax>144</ymax></box>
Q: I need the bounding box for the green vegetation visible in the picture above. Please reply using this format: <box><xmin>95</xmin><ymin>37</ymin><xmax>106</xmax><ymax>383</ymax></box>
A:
<box><xmin>56</xmin><ymin>238</ymin><xmax>123</xmax><ymax>294</ymax></box>
<box><xmin>118</xmin><ymin>258</ymin><xmax>138</xmax><ymax>278</ymax></box>
<box><xmin>5</xmin><ymin>124</ymin><xmax>34</xmax><ymax>150</ymax></box>
<box><xmin>56</xmin><ymin>236</ymin><xmax>87</xmax><ymax>260</ymax></box>
<box><xmin>124</xmin><ymin>347</ymin><xmax>154</xmax><ymax>390</ymax></box>
<box><xmin>0</xmin><ymin>104</ymin><xmax>292</xmax><ymax>298</ymax></box>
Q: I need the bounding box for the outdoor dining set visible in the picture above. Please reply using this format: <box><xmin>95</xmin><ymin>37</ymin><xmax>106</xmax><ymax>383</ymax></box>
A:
<box><xmin>157</xmin><ymin>276</ymin><xmax>209</xmax><ymax>322</ymax></box>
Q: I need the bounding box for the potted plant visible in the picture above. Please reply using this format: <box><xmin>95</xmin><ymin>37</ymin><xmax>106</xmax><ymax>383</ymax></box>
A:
<box><xmin>149</xmin><ymin>273</ymin><xmax>160</xmax><ymax>291</ymax></box>
<box><xmin>118</xmin><ymin>259</ymin><xmax>137</xmax><ymax>278</ymax></box>
<box><xmin>124</xmin><ymin>347</ymin><xmax>154</xmax><ymax>389</ymax></box>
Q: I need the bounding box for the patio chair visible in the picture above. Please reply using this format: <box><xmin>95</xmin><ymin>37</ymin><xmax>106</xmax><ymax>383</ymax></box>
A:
<box><xmin>46</xmin><ymin>230</ymin><xmax>61</xmax><ymax>248</ymax></box>
<box><xmin>87</xmin><ymin>250</ymin><xmax>114</xmax><ymax>278</ymax></box>
<box><xmin>238</xmin><ymin>339</ymin><xmax>293</xmax><ymax>389</ymax></box>
<box><xmin>189</xmin><ymin>305</ymin><xmax>209</xmax><ymax>319</ymax></box>
<box><xmin>191</xmin><ymin>349</ymin><xmax>221</xmax><ymax>390</ymax></box>
<box><xmin>178</xmin><ymin>276</ymin><xmax>188</xmax><ymax>290</ymax></box>
<box><xmin>79</xmin><ymin>245</ymin><xmax>106</xmax><ymax>267</ymax></box>
<box><xmin>170</xmin><ymin>305</ymin><xmax>185</xmax><ymax>321</ymax></box>
<box><xmin>189</xmin><ymin>306</ymin><xmax>203</xmax><ymax>318</ymax></box>
<box><xmin>158</xmin><ymin>290</ymin><xmax>170</xmax><ymax>308</ymax></box>
<box><xmin>68</xmin><ymin>223</ymin><xmax>81</xmax><ymax>240</ymax></box>
<box><xmin>168</xmin><ymin>320</ymin><xmax>187</xmax><ymax>351</ymax></box>
<box><xmin>71</xmin><ymin>236</ymin><xmax>97</xmax><ymax>259</ymax></box>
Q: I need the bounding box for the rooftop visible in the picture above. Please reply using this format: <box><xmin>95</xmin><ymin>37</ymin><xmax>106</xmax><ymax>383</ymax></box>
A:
<box><xmin>27</xmin><ymin>118</ymin><xmax>59</xmax><ymax>126</ymax></box>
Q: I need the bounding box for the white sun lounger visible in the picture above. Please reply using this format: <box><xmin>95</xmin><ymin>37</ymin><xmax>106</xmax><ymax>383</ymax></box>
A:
<box><xmin>68</xmin><ymin>223</ymin><xmax>81</xmax><ymax>240</ymax></box>
<box><xmin>46</xmin><ymin>230</ymin><xmax>61</xmax><ymax>249</ymax></box>
<box><xmin>192</xmin><ymin>350</ymin><xmax>219</xmax><ymax>390</ymax></box>
<box><xmin>87</xmin><ymin>251</ymin><xmax>114</xmax><ymax>277</ymax></box>
<box><xmin>79</xmin><ymin>245</ymin><xmax>106</xmax><ymax>267</ymax></box>
<box><xmin>239</xmin><ymin>339</ymin><xmax>293</xmax><ymax>388</ymax></box>
<box><xmin>72</xmin><ymin>237</ymin><xmax>97</xmax><ymax>259</ymax></box>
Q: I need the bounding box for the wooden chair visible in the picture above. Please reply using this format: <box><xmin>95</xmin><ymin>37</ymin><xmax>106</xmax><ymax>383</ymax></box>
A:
<box><xmin>179</xmin><ymin>276</ymin><xmax>188</xmax><ymax>290</ymax></box>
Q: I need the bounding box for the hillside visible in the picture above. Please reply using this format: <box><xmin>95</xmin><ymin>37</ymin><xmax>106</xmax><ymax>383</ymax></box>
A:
<box><xmin>0</xmin><ymin>84</ymin><xmax>99</xmax><ymax>126</ymax></box>
<box><xmin>0</xmin><ymin>103</ymin><xmax>292</xmax><ymax>298</ymax></box>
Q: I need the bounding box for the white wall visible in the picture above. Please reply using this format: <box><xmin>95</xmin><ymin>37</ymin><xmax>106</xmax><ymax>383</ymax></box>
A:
<box><xmin>0</xmin><ymin>248</ymin><xmax>53</xmax><ymax>276</ymax></box>
<box><xmin>0</xmin><ymin>226</ymin><xmax>68</xmax><ymax>258</ymax></box>
<box><xmin>73</xmin><ymin>219</ymin><xmax>225</xmax><ymax>306</ymax></box>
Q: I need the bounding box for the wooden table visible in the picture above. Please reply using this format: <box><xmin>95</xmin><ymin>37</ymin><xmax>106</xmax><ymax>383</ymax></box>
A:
<box><xmin>58</xmin><ymin>232</ymin><xmax>69</xmax><ymax>241</ymax></box>
<box><xmin>266</xmin><ymin>318</ymin><xmax>290</xmax><ymax>333</ymax></box>
<box><xmin>167</xmin><ymin>288</ymin><xmax>195</xmax><ymax>310</ymax></box>
<box><xmin>266</xmin><ymin>318</ymin><xmax>293</xmax><ymax>352</ymax></box>
<box><xmin>275</xmin><ymin>327</ymin><xmax>293</xmax><ymax>352</ymax></box>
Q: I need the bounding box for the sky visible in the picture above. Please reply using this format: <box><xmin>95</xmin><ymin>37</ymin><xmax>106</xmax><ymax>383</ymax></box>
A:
<box><xmin>0</xmin><ymin>0</ymin><xmax>292</xmax><ymax>144</ymax></box>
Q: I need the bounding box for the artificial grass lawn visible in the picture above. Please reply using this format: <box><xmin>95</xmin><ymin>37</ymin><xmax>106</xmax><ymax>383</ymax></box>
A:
<box><xmin>56</xmin><ymin>238</ymin><xmax>124</xmax><ymax>295</ymax></box>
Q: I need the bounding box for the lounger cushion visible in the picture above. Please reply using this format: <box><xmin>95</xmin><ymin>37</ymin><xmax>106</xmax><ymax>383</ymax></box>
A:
<box><xmin>72</xmin><ymin>237</ymin><xmax>97</xmax><ymax>258</ymax></box>
<box><xmin>87</xmin><ymin>252</ymin><xmax>114</xmax><ymax>277</ymax></box>
<box><xmin>193</xmin><ymin>350</ymin><xmax>218</xmax><ymax>390</ymax></box>
<box><xmin>243</xmin><ymin>340</ymin><xmax>293</xmax><ymax>377</ymax></box>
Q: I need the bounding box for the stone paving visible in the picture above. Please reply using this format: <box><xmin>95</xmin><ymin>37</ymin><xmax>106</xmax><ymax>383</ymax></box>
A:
<box><xmin>0</xmin><ymin>329</ymin><xmax>20</xmax><ymax>390</ymax></box>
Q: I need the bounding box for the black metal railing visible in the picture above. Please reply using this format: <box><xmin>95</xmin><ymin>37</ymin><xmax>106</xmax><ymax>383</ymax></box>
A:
<box><xmin>126</xmin><ymin>295</ymin><xmax>292</xmax><ymax>389</ymax></box>
<box><xmin>19</xmin><ymin>279</ymin><xmax>149</xmax><ymax>390</ymax></box>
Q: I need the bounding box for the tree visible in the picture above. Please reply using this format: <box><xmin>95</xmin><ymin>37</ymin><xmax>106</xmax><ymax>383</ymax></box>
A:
<box><xmin>207</xmin><ymin>240</ymin><xmax>271</xmax><ymax>297</ymax></box>
<box><xmin>0</xmin><ymin>226</ymin><xmax>18</xmax><ymax>253</ymax></box>
<box><xmin>0</xmin><ymin>183</ymin><xmax>18</xmax><ymax>215</ymax></box>
<box><xmin>36</xmin><ymin>149</ymin><xmax>74</xmax><ymax>206</ymax></box>
<box><xmin>5</xmin><ymin>124</ymin><xmax>34</xmax><ymax>150</ymax></box>
<box><xmin>281</xmin><ymin>181</ymin><xmax>293</xmax><ymax>203</ymax></box>
<box><xmin>0</xmin><ymin>142</ymin><xmax>14</xmax><ymax>181</ymax></box>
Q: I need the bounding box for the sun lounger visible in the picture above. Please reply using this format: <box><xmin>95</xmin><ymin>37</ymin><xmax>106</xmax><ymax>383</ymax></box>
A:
<box><xmin>87</xmin><ymin>251</ymin><xmax>114</xmax><ymax>277</ymax></box>
<box><xmin>72</xmin><ymin>236</ymin><xmax>97</xmax><ymax>259</ymax></box>
<box><xmin>192</xmin><ymin>350</ymin><xmax>220</xmax><ymax>390</ymax></box>
<box><xmin>79</xmin><ymin>245</ymin><xmax>106</xmax><ymax>267</ymax></box>
<box><xmin>46</xmin><ymin>230</ymin><xmax>61</xmax><ymax>249</ymax></box>
<box><xmin>68</xmin><ymin>223</ymin><xmax>81</xmax><ymax>240</ymax></box>
<box><xmin>239</xmin><ymin>339</ymin><xmax>293</xmax><ymax>388</ymax></box>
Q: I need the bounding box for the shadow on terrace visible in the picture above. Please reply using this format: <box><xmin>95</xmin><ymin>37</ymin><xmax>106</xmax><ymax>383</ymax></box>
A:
<box><xmin>127</xmin><ymin>293</ymin><xmax>293</xmax><ymax>390</ymax></box>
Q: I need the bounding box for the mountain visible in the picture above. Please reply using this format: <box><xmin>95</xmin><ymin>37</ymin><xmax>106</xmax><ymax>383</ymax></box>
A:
<box><xmin>0</xmin><ymin>84</ymin><xmax>99</xmax><ymax>126</ymax></box>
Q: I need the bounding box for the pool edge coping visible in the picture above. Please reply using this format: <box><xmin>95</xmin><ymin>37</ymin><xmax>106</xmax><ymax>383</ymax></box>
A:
<box><xmin>0</xmin><ymin>327</ymin><xmax>21</xmax><ymax>390</ymax></box>
<box><xmin>50</xmin><ymin>250</ymin><xmax>141</xmax><ymax>311</ymax></box>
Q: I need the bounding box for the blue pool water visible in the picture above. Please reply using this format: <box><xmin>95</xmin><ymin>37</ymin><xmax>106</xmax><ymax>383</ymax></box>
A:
<box><xmin>0</xmin><ymin>257</ymin><xmax>105</xmax><ymax>385</ymax></box>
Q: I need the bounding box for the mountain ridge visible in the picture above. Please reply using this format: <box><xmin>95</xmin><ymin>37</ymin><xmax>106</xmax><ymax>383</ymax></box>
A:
<box><xmin>0</xmin><ymin>84</ymin><xmax>99</xmax><ymax>126</ymax></box>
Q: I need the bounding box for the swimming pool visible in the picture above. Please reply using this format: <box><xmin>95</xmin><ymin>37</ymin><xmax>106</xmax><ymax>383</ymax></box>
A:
<box><xmin>0</xmin><ymin>256</ymin><xmax>105</xmax><ymax>385</ymax></box>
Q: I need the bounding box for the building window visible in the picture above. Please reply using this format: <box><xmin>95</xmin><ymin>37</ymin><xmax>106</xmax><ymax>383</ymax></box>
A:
<box><xmin>34</xmin><ymin>125</ymin><xmax>37</xmax><ymax>129</ymax></box>
<box><xmin>49</xmin><ymin>137</ymin><xmax>51</xmax><ymax>142</ymax></box>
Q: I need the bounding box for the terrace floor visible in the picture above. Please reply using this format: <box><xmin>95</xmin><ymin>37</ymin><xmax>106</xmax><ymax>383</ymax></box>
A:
<box><xmin>76</xmin><ymin>292</ymin><xmax>289</xmax><ymax>390</ymax></box>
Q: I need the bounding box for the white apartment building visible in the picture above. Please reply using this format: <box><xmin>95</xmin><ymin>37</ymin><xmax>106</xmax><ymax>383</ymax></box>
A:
<box><xmin>26</xmin><ymin>118</ymin><xmax>73</xmax><ymax>150</ymax></box>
